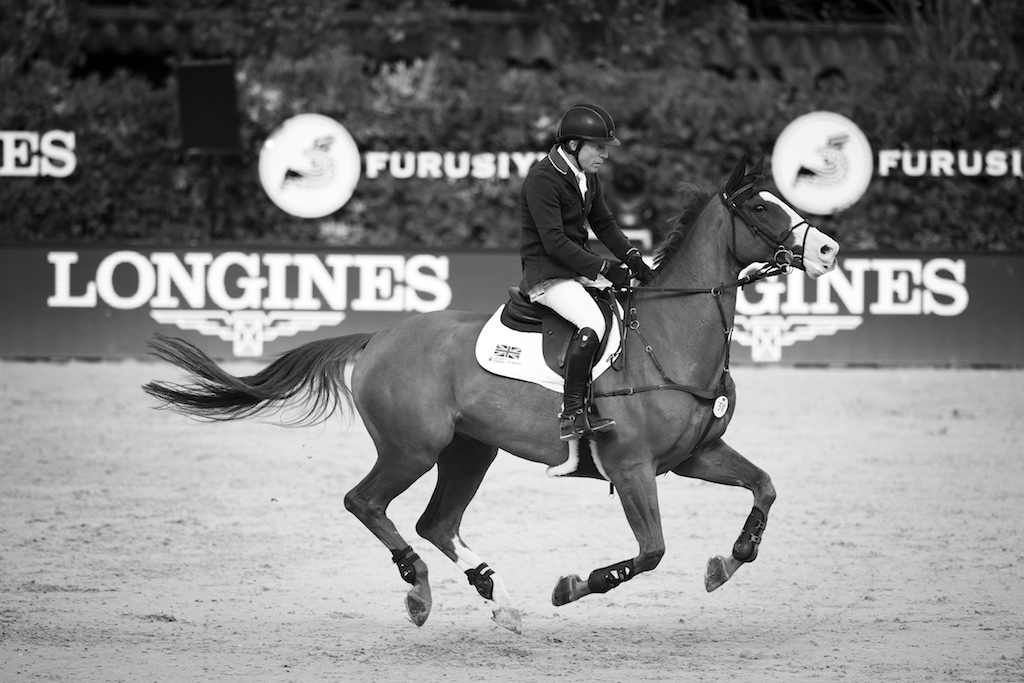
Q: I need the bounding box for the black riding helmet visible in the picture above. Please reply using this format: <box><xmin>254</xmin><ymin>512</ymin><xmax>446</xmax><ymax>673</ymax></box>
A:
<box><xmin>555</xmin><ymin>103</ymin><xmax>621</xmax><ymax>147</ymax></box>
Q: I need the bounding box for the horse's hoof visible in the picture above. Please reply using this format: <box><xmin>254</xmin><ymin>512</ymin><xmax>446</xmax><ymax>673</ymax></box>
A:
<box><xmin>492</xmin><ymin>606</ymin><xmax>523</xmax><ymax>634</ymax></box>
<box><xmin>551</xmin><ymin>574</ymin><xmax>581</xmax><ymax>606</ymax></box>
<box><xmin>405</xmin><ymin>590</ymin><xmax>432</xmax><ymax>626</ymax></box>
<box><xmin>704</xmin><ymin>555</ymin><xmax>732</xmax><ymax>592</ymax></box>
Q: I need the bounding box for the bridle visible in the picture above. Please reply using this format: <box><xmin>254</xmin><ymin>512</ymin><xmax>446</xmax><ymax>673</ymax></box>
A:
<box><xmin>720</xmin><ymin>179</ymin><xmax>812</xmax><ymax>275</ymax></box>
<box><xmin>595</xmin><ymin>178</ymin><xmax>814</xmax><ymax>441</ymax></box>
<box><xmin>617</xmin><ymin>178</ymin><xmax>808</xmax><ymax>301</ymax></box>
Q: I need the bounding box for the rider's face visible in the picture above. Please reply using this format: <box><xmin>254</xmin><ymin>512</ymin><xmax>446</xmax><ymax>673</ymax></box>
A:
<box><xmin>575</xmin><ymin>141</ymin><xmax>608</xmax><ymax>173</ymax></box>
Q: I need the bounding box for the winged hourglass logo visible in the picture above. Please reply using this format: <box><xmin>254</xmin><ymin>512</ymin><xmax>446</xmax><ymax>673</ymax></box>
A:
<box><xmin>732</xmin><ymin>314</ymin><xmax>863</xmax><ymax>363</ymax></box>
<box><xmin>149</xmin><ymin>310</ymin><xmax>347</xmax><ymax>357</ymax></box>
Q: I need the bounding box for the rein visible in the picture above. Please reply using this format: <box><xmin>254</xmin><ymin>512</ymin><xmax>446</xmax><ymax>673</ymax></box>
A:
<box><xmin>592</xmin><ymin>180</ymin><xmax>811</xmax><ymax>455</ymax></box>
<box><xmin>597</xmin><ymin>261</ymin><xmax>786</xmax><ymax>401</ymax></box>
<box><xmin>597</xmin><ymin>183</ymin><xmax>807</xmax><ymax>404</ymax></box>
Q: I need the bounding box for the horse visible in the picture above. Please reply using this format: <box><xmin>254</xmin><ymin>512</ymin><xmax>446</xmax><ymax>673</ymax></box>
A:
<box><xmin>143</xmin><ymin>155</ymin><xmax>840</xmax><ymax>633</ymax></box>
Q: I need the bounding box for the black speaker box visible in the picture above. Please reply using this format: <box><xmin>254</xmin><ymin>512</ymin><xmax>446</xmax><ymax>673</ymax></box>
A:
<box><xmin>177</xmin><ymin>61</ymin><xmax>241</xmax><ymax>154</ymax></box>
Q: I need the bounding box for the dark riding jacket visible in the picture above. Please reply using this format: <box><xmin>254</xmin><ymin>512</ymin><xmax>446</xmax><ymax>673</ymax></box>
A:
<box><xmin>519</xmin><ymin>146</ymin><xmax>635</xmax><ymax>295</ymax></box>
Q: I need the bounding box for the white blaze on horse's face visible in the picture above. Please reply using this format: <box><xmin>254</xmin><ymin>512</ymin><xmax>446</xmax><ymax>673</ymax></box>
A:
<box><xmin>759</xmin><ymin>191</ymin><xmax>840</xmax><ymax>279</ymax></box>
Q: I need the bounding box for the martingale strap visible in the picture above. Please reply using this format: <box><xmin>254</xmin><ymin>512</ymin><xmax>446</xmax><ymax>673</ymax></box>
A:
<box><xmin>597</xmin><ymin>262</ymin><xmax>785</xmax><ymax>405</ymax></box>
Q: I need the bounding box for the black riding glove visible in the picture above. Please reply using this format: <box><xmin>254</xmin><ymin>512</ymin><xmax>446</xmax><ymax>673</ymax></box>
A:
<box><xmin>624</xmin><ymin>248</ymin><xmax>654</xmax><ymax>284</ymax></box>
<box><xmin>602</xmin><ymin>261</ymin><xmax>632</xmax><ymax>288</ymax></box>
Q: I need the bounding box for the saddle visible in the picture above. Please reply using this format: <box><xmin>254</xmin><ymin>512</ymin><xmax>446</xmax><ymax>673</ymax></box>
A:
<box><xmin>499</xmin><ymin>287</ymin><xmax>615</xmax><ymax>377</ymax></box>
<box><xmin>474</xmin><ymin>287</ymin><xmax>622</xmax><ymax>393</ymax></box>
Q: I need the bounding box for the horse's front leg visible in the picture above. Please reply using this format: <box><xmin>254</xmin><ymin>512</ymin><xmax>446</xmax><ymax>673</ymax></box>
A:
<box><xmin>672</xmin><ymin>438</ymin><xmax>777</xmax><ymax>592</ymax></box>
<box><xmin>552</xmin><ymin>462</ymin><xmax>665</xmax><ymax>605</ymax></box>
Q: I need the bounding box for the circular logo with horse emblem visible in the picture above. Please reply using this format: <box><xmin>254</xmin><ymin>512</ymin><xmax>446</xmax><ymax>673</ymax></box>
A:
<box><xmin>258</xmin><ymin>113</ymin><xmax>361</xmax><ymax>218</ymax></box>
<box><xmin>771</xmin><ymin>111</ymin><xmax>873</xmax><ymax>215</ymax></box>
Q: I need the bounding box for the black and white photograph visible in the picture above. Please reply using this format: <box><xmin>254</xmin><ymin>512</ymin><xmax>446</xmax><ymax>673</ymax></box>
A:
<box><xmin>2</xmin><ymin>1</ymin><xmax>1022</xmax><ymax>681</ymax></box>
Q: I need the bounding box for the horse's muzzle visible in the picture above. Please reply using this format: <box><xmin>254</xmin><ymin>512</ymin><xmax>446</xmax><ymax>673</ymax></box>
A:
<box><xmin>800</xmin><ymin>226</ymin><xmax>840</xmax><ymax>279</ymax></box>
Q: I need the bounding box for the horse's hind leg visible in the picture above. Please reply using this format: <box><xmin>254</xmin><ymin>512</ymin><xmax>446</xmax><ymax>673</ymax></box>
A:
<box><xmin>344</xmin><ymin>453</ymin><xmax>437</xmax><ymax>626</ymax></box>
<box><xmin>672</xmin><ymin>438</ymin><xmax>777</xmax><ymax>592</ymax></box>
<box><xmin>415</xmin><ymin>436</ymin><xmax>523</xmax><ymax>633</ymax></box>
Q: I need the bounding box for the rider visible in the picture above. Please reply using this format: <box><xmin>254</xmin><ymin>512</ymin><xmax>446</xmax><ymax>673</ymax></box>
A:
<box><xmin>519</xmin><ymin>103</ymin><xmax>654</xmax><ymax>442</ymax></box>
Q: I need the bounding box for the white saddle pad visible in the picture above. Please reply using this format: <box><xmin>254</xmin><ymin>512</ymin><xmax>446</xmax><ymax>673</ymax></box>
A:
<box><xmin>474</xmin><ymin>304</ymin><xmax>622</xmax><ymax>393</ymax></box>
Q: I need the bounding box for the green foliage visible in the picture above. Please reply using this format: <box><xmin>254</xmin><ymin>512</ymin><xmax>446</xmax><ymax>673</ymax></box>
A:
<box><xmin>2</xmin><ymin>7</ymin><xmax>1023</xmax><ymax>252</ymax></box>
<box><xmin>0</xmin><ymin>0</ymin><xmax>85</xmax><ymax>79</ymax></box>
<box><xmin>838</xmin><ymin>51</ymin><xmax>1024</xmax><ymax>251</ymax></box>
<box><xmin>527</xmin><ymin>0</ymin><xmax>748</xmax><ymax>67</ymax></box>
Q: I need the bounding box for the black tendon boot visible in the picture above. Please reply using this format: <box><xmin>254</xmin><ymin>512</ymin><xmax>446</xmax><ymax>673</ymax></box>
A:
<box><xmin>559</xmin><ymin>327</ymin><xmax>615</xmax><ymax>441</ymax></box>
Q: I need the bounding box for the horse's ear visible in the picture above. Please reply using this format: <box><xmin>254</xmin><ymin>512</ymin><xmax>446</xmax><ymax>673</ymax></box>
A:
<box><xmin>749</xmin><ymin>155</ymin><xmax>764</xmax><ymax>177</ymax></box>
<box><xmin>726</xmin><ymin>154</ymin><xmax>748</xmax><ymax>192</ymax></box>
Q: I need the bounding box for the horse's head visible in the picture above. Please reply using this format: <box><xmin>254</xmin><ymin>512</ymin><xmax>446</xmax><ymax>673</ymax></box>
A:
<box><xmin>720</xmin><ymin>156</ymin><xmax>839</xmax><ymax>279</ymax></box>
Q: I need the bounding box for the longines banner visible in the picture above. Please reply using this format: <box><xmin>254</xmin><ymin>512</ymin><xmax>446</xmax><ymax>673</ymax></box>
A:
<box><xmin>0</xmin><ymin>246</ymin><xmax>1021</xmax><ymax>365</ymax></box>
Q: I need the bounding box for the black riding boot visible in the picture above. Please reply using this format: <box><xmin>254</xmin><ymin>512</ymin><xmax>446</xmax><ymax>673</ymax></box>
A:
<box><xmin>559</xmin><ymin>327</ymin><xmax>615</xmax><ymax>441</ymax></box>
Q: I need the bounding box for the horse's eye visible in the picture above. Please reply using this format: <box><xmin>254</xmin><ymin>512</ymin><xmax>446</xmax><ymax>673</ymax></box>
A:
<box><xmin>753</xmin><ymin>204</ymin><xmax>766</xmax><ymax>212</ymax></box>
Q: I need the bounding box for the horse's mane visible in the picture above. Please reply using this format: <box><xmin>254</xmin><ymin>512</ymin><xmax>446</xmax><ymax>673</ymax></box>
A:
<box><xmin>653</xmin><ymin>182</ymin><xmax>712</xmax><ymax>268</ymax></box>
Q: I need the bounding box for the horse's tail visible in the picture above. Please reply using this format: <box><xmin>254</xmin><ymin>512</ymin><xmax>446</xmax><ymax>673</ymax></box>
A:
<box><xmin>142</xmin><ymin>331</ymin><xmax>375</xmax><ymax>426</ymax></box>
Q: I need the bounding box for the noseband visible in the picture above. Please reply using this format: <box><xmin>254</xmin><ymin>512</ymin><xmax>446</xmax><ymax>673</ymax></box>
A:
<box><xmin>720</xmin><ymin>182</ymin><xmax>810</xmax><ymax>274</ymax></box>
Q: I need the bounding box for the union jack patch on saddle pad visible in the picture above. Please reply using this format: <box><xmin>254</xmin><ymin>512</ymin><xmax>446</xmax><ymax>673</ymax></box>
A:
<box><xmin>491</xmin><ymin>344</ymin><xmax>522</xmax><ymax>362</ymax></box>
<box><xmin>475</xmin><ymin>306</ymin><xmax>619</xmax><ymax>393</ymax></box>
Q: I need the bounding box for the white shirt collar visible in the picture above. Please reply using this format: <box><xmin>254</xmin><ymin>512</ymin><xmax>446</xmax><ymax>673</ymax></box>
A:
<box><xmin>556</xmin><ymin>146</ymin><xmax>587</xmax><ymax>197</ymax></box>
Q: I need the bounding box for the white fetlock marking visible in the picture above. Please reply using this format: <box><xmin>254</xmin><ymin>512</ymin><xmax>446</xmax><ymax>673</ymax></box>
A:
<box><xmin>488</xmin><ymin>574</ymin><xmax>516</xmax><ymax>614</ymax></box>
<box><xmin>546</xmin><ymin>440</ymin><xmax>580</xmax><ymax>477</ymax></box>
<box><xmin>453</xmin><ymin>538</ymin><xmax>483</xmax><ymax>573</ymax></box>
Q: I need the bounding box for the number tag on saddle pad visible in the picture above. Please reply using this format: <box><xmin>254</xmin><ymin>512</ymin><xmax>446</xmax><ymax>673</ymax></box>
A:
<box><xmin>713</xmin><ymin>395</ymin><xmax>729</xmax><ymax>419</ymax></box>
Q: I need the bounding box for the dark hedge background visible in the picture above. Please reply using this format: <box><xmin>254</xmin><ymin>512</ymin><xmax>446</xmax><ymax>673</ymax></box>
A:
<box><xmin>2</xmin><ymin>1</ymin><xmax>1023</xmax><ymax>252</ymax></box>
